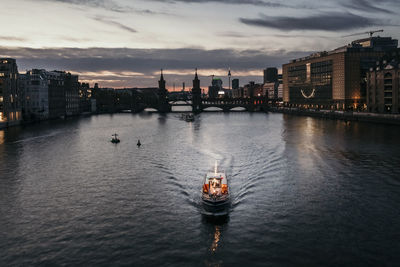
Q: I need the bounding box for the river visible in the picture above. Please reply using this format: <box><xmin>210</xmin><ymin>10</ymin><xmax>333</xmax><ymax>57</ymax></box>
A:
<box><xmin>1</xmin><ymin>112</ymin><xmax>399</xmax><ymax>266</ymax></box>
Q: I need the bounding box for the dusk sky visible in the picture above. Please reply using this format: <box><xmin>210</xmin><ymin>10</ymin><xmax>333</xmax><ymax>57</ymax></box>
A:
<box><xmin>1</xmin><ymin>0</ymin><xmax>399</xmax><ymax>89</ymax></box>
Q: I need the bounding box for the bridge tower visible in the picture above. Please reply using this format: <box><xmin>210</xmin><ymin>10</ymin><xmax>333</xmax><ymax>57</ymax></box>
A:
<box><xmin>158</xmin><ymin>69</ymin><xmax>171</xmax><ymax>112</ymax></box>
<box><xmin>192</xmin><ymin>68</ymin><xmax>202</xmax><ymax>113</ymax></box>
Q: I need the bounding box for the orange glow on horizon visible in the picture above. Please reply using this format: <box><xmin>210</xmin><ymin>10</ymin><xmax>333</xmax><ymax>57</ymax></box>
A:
<box><xmin>71</xmin><ymin>67</ymin><xmax>263</xmax><ymax>89</ymax></box>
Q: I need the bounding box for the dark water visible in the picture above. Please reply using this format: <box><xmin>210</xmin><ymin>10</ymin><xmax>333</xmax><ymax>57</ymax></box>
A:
<box><xmin>1</xmin><ymin>113</ymin><xmax>400</xmax><ymax>266</ymax></box>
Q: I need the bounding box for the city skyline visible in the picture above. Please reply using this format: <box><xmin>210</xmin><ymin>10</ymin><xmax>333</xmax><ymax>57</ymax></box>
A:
<box><xmin>1</xmin><ymin>0</ymin><xmax>400</xmax><ymax>88</ymax></box>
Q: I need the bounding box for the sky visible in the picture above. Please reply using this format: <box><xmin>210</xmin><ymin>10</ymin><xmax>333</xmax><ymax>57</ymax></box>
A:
<box><xmin>0</xmin><ymin>0</ymin><xmax>399</xmax><ymax>90</ymax></box>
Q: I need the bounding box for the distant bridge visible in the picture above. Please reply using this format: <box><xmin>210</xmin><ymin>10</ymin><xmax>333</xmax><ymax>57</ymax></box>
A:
<box><xmin>122</xmin><ymin>97</ymin><xmax>269</xmax><ymax>113</ymax></box>
<box><xmin>111</xmin><ymin>72</ymin><xmax>269</xmax><ymax>113</ymax></box>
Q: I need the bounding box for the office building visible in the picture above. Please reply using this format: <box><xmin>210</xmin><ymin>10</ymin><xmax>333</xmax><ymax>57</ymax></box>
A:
<box><xmin>19</xmin><ymin>69</ymin><xmax>49</xmax><ymax>120</ymax></box>
<box><xmin>46</xmin><ymin>71</ymin><xmax>66</xmax><ymax>119</ymax></box>
<box><xmin>263</xmin><ymin>82</ymin><xmax>278</xmax><ymax>99</ymax></box>
<box><xmin>283</xmin><ymin>36</ymin><xmax>398</xmax><ymax>110</ymax></box>
<box><xmin>243</xmin><ymin>82</ymin><xmax>264</xmax><ymax>98</ymax></box>
<box><xmin>208</xmin><ymin>77</ymin><xmax>223</xmax><ymax>98</ymax></box>
<box><xmin>232</xmin><ymin>79</ymin><xmax>239</xmax><ymax>90</ymax></box>
<box><xmin>0</xmin><ymin>58</ymin><xmax>21</xmax><ymax>127</ymax></box>
<box><xmin>64</xmin><ymin>73</ymin><xmax>80</xmax><ymax>116</ymax></box>
<box><xmin>264</xmin><ymin>67</ymin><xmax>278</xmax><ymax>84</ymax></box>
<box><xmin>367</xmin><ymin>49</ymin><xmax>400</xmax><ymax>113</ymax></box>
<box><xmin>79</xmin><ymin>83</ymin><xmax>93</xmax><ymax>113</ymax></box>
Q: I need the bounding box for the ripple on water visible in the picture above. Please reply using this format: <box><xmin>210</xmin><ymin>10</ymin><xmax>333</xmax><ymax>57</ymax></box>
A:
<box><xmin>1</xmin><ymin>113</ymin><xmax>400</xmax><ymax>266</ymax></box>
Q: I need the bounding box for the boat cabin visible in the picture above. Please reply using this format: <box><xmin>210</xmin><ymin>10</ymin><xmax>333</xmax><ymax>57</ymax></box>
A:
<box><xmin>203</xmin><ymin>172</ymin><xmax>228</xmax><ymax>196</ymax></box>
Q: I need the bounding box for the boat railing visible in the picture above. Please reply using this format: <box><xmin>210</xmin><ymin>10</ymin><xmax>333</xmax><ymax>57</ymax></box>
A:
<box><xmin>202</xmin><ymin>192</ymin><xmax>229</xmax><ymax>200</ymax></box>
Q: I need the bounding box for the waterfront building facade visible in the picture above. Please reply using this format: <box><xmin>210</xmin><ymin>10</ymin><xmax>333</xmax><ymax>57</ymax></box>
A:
<box><xmin>277</xmin><ymin>83</ymin><xmax>283</xmax><ymax>99</ymax></box>
<box><xmin>232</xmin><ymin>87</ymin><xmax>243</xmax><ymax>98</ymax></box>
<box><xmin>47</xmin><ymin>71</ymin><xmax>67</xmax><ymax>119</ymax></box>
<box><xmin>0</xmin><ymin>58</ymin><xmax>21</xmax><ymax>127</ymax></box>
<box><xmin>264</xmin><ymin>82</ymin><xmax>278</xmax><ymax>100</ymax></box>
<box><xmin>277</xmin><ymin>74</ymin><xmax>283</xmax><ymax>99</ymax></box>
<box><xmin>19</xmin><ymin>69</ymin><xmax>50</xmax><ymax>120</ymax></box>
<box><xmin>65</xmin><ymin>73</ymin><xmax>80</xmax><ymax>116</ymax></box>
<box><xmin>283</xmin><ymin>36</ymin><xmax>398</xmax><ymax>110</ymax></box>
<box><xmin>367</xmin><ymin>49</ymin><xmax>400</xmax><ymax>113</ymax></box>
<box><xmin>244</xmin><ymin>82</ymin><xmax>264</xmax><ymax>98</ymax></box>
<box><xmin>79</xmin><ymin>83</ymin><xmax>92</xmax><ymax>113</ymax></box>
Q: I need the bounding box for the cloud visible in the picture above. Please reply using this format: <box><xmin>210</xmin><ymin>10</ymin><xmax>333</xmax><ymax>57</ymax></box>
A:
<box><xmin>219</xmin><ymin>32</ymin><xmax>334</xmax><ymax>39</ymax></box>
<box><xmin>240</xmin><ymin>12</ymin><xmax>382</xmax><ymax>31</ymax></box>
<box><xmin>0</xmin><ymin>46</ymin><xmax>311</xmax><ymax>87</ymax></box>
<box><xmin>36</xmin><ymin>0</ymin><xmax>157</xmax><ymax>14</ymax></box>
<box><xmin>218</xmin><ymin>32</ymin><xmax>250</xmax><ymax>38</ymax></box>
<box><xmin>0</xmin><ymin>47</ymin><xmax>307</xmax><ymax>71</ymax></box>
<box><xmin>93</xmin><ymin>17</ymin><xmax>137</xmax><ymax>33</ymax></box>
<box><xmin>342</xmin><ymin>0</ymin><xmax>393</xmax><ymax>14</ymax></box>
<box><xmin>150</xmin><ymin>0</ymin><xmax>286</xmax><ymax>7</ymax></box>
<box><xmin>0</xmin><ymin>36</ymin><xmax>27</xmax><ymax>42</ymax></box>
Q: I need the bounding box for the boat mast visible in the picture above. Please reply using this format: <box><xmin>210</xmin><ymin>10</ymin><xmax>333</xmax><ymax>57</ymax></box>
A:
<box><xmin>214</xmin><ymin>160</ymin><xmax>217</xmax><ymax>175</ymax></box>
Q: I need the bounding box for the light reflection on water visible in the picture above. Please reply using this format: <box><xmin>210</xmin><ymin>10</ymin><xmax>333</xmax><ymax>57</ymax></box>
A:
<box><xmin>0</xmin><ymin>130</ymin><xmax>4</xmax><ymax>145</ymax></box>
<box><xmin>210</xmin><ymin>226</ymin><xmax>221</xmax><ymax>253</ymax></box>
<box><xmin>0</xmin><ymin>113</ymin><xmax>400</xmax><ymax>266</ymax></box>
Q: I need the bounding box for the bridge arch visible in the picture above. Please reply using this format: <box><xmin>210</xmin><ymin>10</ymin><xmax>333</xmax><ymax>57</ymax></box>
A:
<box><xmin>229</xmin><ymin>106</ymin><xmax>247</xmax><ymax>111</ymax></box>
<box><xmin>202</xmin><ymin>106</ymin><xmax>224</xmax><ymax>111</ymax></box>
<box><xmin>143</xmin><ymin>107</ymin><xmax>159</xmax><ymax>112</ymax></box>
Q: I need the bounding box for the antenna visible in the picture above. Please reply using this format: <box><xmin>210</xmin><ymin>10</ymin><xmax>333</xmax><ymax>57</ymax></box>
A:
<box><xmin>228</xmin><ymin>68</ymin><xmax>232</xmax><ymax>90</ymax></box>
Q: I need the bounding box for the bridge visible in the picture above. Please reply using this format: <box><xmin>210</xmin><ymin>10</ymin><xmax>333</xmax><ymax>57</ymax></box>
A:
<box><xmin>168</xmin><ymin>98</ymin><xmax>267</xmax><ymax>112</ymax></box>
<box><xmin>114</xmin><ymin>70</ymin><xmax>269</xmax><ymax>113</ymax></box>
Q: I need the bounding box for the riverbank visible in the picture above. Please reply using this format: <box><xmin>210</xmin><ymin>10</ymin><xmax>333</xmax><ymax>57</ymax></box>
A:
<box><xmin>271</xmin><ymin>107</ymin><xmax>400</xmax><ymax>125</ymax></box>
<box><xmin>0</xmin><ymin>112</ymin><xmax>94</xmax><ymax>130</ymax></box>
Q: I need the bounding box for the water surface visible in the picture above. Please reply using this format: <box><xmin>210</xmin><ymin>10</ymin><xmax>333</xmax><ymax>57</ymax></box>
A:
<box><xmin>1</xmin><ymin>113</ymin><xmax>399</xmax><ymax>266</ymax></box>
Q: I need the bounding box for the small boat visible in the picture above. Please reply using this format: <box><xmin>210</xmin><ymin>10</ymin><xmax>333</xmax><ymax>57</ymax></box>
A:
<box><xmin>111</xmin><ymin>133</ymin><xmax>120</xmax><ymax>143</ymax></box>
<box><xmin>201</xmin><ymin>161</ymin><xmax>230</xmax><ymax>215</ymax></box>
<box><xmin>137</xmin><ymin>139</ymin><xmax>141</xmax><ymax>147</ymax></box>
<box><xmin>181</xmin><ymin>113</ymin><xmax>194</xmax><ymax>122</ymax></box>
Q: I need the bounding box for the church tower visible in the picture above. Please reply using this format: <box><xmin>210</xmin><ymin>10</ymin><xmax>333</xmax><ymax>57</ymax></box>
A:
<box><xmin>192</xmin><ymin>68</ymin><xmax>202</xmax><ymax>113</ymax></box>
<box><xmin>157</xmin><ymin>69</ymin><xmax>171</xmax><ymax>112</ymax></box>
<box><xmin>159</xmin><ymin>69</ymin><xmax>166</xmax><ymax>91</ymax></box>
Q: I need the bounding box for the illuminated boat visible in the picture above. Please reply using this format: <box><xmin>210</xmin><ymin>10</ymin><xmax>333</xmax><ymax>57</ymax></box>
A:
<box><xmin>201</xmin><ymin>162</ymin><xmax>230</xmax><ymax>215</ymax></box>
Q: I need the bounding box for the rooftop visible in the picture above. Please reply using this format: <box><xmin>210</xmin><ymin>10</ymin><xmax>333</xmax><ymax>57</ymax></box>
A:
<box><xmin>289</xmin><ymin>36</ymin><xmax>398</xmax><ymax>64</ymax></box>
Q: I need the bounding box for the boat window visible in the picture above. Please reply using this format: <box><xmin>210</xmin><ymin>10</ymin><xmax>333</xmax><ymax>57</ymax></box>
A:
<box><xmin>210</xmin><ymin>179</ymin><xmax>221</xmax><ymax>188</ymax></box>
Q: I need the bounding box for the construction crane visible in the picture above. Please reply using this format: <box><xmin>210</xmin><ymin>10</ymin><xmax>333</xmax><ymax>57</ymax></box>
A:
<box><xmin>342</xmin><ymin>29</ymin><xmax>384</xmax><ymax>38</ymax></box>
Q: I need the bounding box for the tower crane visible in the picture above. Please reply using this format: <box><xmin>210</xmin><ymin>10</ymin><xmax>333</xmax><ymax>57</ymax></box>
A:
<box><xmin>342</xmin><ymin>29</ymin><xmax>383</xmax><ymax>38</ymax></box>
